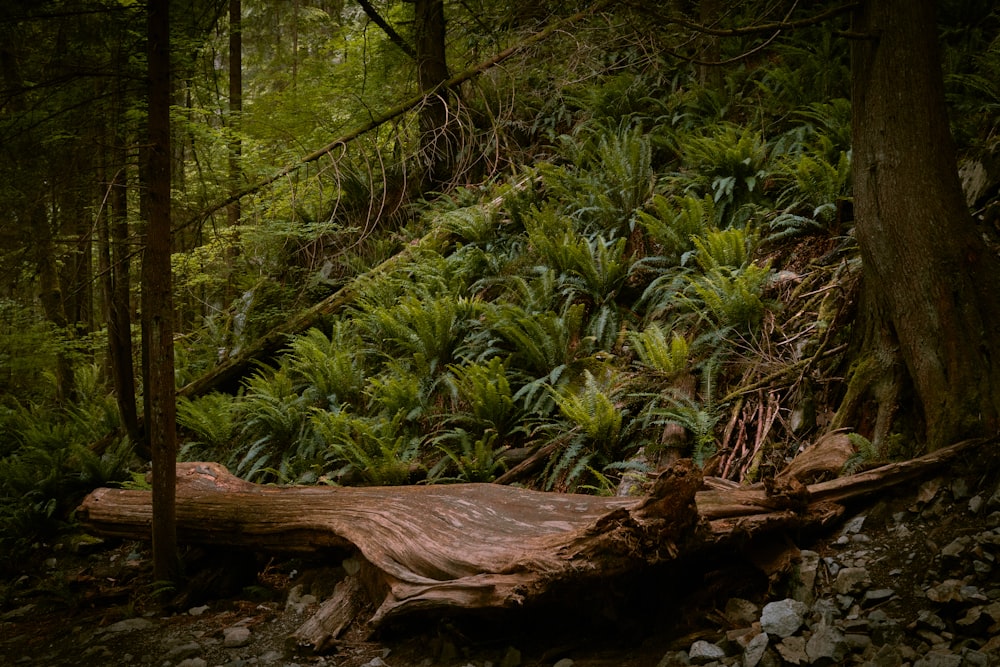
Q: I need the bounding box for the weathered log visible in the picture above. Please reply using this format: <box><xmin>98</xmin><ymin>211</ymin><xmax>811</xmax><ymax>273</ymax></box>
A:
<box><xmin>77</xmin><ymin>438</ymin><xmax>988</xmax><ymax>645</ymax></box>
<box><xmin>79</xmin><ymin>459</ymin><xmax>703</xmax><ymax>629</ymax></box>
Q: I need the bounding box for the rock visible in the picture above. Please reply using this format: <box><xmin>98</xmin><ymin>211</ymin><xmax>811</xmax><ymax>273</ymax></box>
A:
<box><xmin>867</xmin><ymin>644</ymin><xmax>903</xmax><ymax>667</ymax></box>
<box><xmin>362</xmin><ymin>659</ymin><xmax>388</xmax><ymax>667</ymax></box>
<box><xmin>861</xmin><ymin>588</ymin><xmax>895</xmax><ymax>607</ymax></box>
<box><xmin>791</xmin><ymin>551</ymin><xmax>820</xmax><ymax>604</ymax></box>
<box><xmin>103</xmin><ymin>617</ymin><xmax>155</xmax><ymax>633</ymax></box>
<box><xmin>833</xmin><ymin>567</ymin><xmax>870</xmax><ymax>595</ymax></box>
<box><xmin>176</xmin><ymin>659</ymin><xmax>207</xmax><ymax>667</ymax></box>
<box><xmin>188</xmin><ymin>604</ymin><xmax>210</xmax><ymax>616</ymax></box>
<box><xmin>259</xmin><ymin>649</ymin><xmax>284</xmax><ymax>663</ymax></box>
<box><xmin>553</xmin><ymin>660</ymin><xmax>575</xmax><ymax>667</ymax></box>
<box><xmin>775</xmin><ymin>636</ymin><xmax>807</xmax><ymax>665</ymax></box>
<box><xmin>912</xmin><ymin>652</ymin><xmax>962</xmax><ymax>667</ymax></box>
<box><xmin>688</xmin><ymin>640</ymin><xmax>725</xmax><ymax>664</ymax></box>
<box><xmin>760</xmin><ymin>599</ymin><xmax>807</xmax><ymax>638</ymax></box>
<box><xmin>742</xmin><ymin>633</ymin><xmax>768</xmax><ymax>667</ymax></box>
<box><xmin>165</xmin><ymin>641</ymin><xmax>202</xmax><ymax>662</ymax></box>
<box><xmin>223</xmin><ymin>626</ymin><xmax>251</xmax><ymax>648</ymax></box>
<box><xmin>656</xmin><ymin>651</ymin><xmax>691</xmax><ymax>667</ymax></box>
<box><xmin>500</xmin><ymin>645</ymin><xmax>522</xmax><ymax>667</ymax></box>
<box><xmin>724</xmin><ymin>598</ymin><xmax>760</xmax><ymax>626</ymax></box>
<box><xmin>968</xmin><ymin>495</ymin><xmax>985</xmax><ymax>514</ymax></box>
<box><xmin>805</xmin><ymin>623</ymin><xmax>848</xmax><ymax>664</ymax></box>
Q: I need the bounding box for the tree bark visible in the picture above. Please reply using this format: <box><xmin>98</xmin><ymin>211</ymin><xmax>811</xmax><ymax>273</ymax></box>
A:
<box><xmin>77</xmin><ymin>439</ymin><xmax>986</xmax><ymax>639</ymax></box>
<box><xmin>849</xmin><ymin>0</ymin><xmax>1000</xmax><ymax>449</ymax></box>
<box><xmin>412</xmin><ymin>0</ymin><xmax>453</xmax><ymax>188</ymax></box>
<box><xmin>143</xmin><ymin>0</ymin><xmax>179</xmax><ymax>583</ymax></box>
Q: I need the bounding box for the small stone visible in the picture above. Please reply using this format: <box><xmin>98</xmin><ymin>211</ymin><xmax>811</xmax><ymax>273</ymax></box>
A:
<box><xmin>791</xmin><ymin>551</ymin><xmax>819</xmax><ymax>604</ymax></box>
<box><xmin>104</xmin><ymin>617</ymin><xmax>156</xmax><ymax>633</ymax></box>
<box><xmin>724</xmin><ymin>597</ymin><xmax>759</xmax><ymax>626</ymax></box>
<box><xmin>176</xmin><ymin>660</ymin><xmax>207</xmax><ymax>667</ymax></box>
<box><xmin>259</xmin><ymin>650</ymin><xmax>284</xmax><ymax>663</ymax></box>
<box><xmin>742</xmin><ymin>633</ymin><xmax>768</xmax><ymax>667</ymax></box>
<box><xmin>553</xmin><ymin>660</ymin><xmax>575</xmax><ymax>667</ymax></box>
<box><xmin>805</xmin><ymin>623</ymin><xmax>848</xmax><ymax>664</ymax></box>
<box><xmin>833</xmin><ymin>567</ymin><xmax>870</xmax><ymax>595</ymax></box>
<box><xmin>688</xmin><ymin>640</ymin><xmax>725</xmax><ymax>664</ymax></box>
<box><xmin>869</xmin><ymin>644</ymin><xmax>903</xmax><ymax>667</ymax></box>
<box><xmin>223</xmin><ymin>626</ymin><xmax>251</xmax><ymax>648</ymax></box>
<box><xmin>862</xmin><ymin>588</ymin><xmax>895</xmax><ymax>607</ymax></box>
<box><xmin>775</xmin><ymin>636</ymin><xmax>807</xmax><ymax>665</ymax></box>
<box><xmin>969</xmin><ymin>495</ymin><xmax>985</xmax><ymax>514</ymax></box>
<box><xmin>913</xmin><ymin>651</ymin><xmax>962</xmax><ymax>667</ymax></box>
<box><xmin>500</xmin><ymin>646</ymin><xmax>521</xmax><ymax>667</ymax></box>
<box><xmin>656</xmin><ymin>651</ymin><xmax>691</xmax><ymax>667</ymax></box>
<box><xmin>760</xmin><ymin>599</ymin><xmax>807</xmax><ymax>638</ymax></box>
<box><xmin>165</xmin><ymin>641</ymin><xmax>201</xmax><ymax>662</ymax></box>
<box><xmin>951</xmin><ymin>478</ymin><xmax>970</xmax><ymax>500</ymax></box>
<box><xmin>362</xmin><ymin>659</ymin><xmax>388</xmax><ymax>667</ymax></box>
<box><xmin>188</xmin><ymin>605</ymin><xmax>210</xmax><ymax>616</ymax></box>
<box><xmin>941</xmin><ymin>537</ymin><xmax>969</xmax><ymax>559</ymax></box>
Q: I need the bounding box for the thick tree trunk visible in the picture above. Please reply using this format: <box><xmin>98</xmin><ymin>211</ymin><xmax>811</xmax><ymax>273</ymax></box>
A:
<box><xmin>77</xmin><ymin>439</ymin><xmax>985</xmax><ymax>642</ymax></box>
<box><xmin>143</xmin><ymin>0</ymin><xmax>179</xmax><ymax>582</ymax></box>
<box><xmin>850</xmin><ymin>0</ymin><xmax>1000</xmax><ymax>448</ymax></box>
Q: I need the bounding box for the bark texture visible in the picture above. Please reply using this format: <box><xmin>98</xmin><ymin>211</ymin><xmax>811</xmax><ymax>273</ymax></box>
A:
<box><xmin>78</xmin><ymin>439</ymin><xmax>985</xmax><ymax>641</ymax></box>
<box><xmin>850</xmin><ymin>0</ymin><xmax>1000</xmax><ymax>448</ymax></box>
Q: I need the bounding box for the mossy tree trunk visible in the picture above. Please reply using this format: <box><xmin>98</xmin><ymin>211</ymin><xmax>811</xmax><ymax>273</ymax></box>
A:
<box><xmin>848</xmin><ymin>0</ymin><xmax>1000</xmax><ymax>449</ymax></box>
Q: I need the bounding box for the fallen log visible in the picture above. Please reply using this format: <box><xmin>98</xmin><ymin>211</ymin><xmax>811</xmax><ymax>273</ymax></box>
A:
<box><xmin>77</xmin><ymin>438</ymin><xmax>988</xmax><ymax>648</ymax></box>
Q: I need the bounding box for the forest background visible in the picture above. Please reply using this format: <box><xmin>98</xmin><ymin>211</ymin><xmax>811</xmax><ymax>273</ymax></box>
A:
<box><xmin>2</xmin><ymin>0</ymin><xmax>999</xmax><ymax>580</ymax></box>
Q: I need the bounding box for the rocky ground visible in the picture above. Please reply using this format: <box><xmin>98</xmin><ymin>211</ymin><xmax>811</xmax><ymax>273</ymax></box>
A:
<box><xmin>3</xmin><ymin>459</ymin><xmax>1000</xmax><ymax>667</ymax></box>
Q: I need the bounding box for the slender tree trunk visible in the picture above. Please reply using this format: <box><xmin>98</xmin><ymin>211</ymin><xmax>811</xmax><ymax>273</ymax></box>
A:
<box><xmin>849</xmin><ymin>0</ymin><xmax>1000</xmax><ymax>448</ymax></box>
<box><xmin>226</xmin><ymin>0</ymin><xmax>242</xmax><ymax>305</ymax></box>
<box><xmin>144</xmin><ymin>0</ymin><xmax>179</xmax><ymax>583</ymax></box>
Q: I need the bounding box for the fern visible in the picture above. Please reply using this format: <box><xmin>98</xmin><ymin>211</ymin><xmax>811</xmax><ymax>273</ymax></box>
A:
<box><xmin>551</xmin><ymin>370</ymin><xmax>623</xmax><ymax>450</ymax></box>
<box><xmin>629</xmin><ymin>324</ymin><xmax>690</xmax><ymax>377</ymax></box>
<box><xmin>444</xmin><ymin>357</ymin><xmax>523</xmax><ymax>439</ymax></box>
<box><xmin>689</xmin><ymin>263</ymin><xmax>772</xmax><ymax>332</ymax></box>
<box><xmin>314</xmin><ymin>410</ymin><xmax>421</xmax><ymax>486</ymax></box>
<box><xmin>285</xmin><ymin>326</ymin><xmax>367</xmax><ymax>408</ymax></box>
<box><xmin>177</xmin><ymin>392</ymin><xmax>238</xmax><ymax>454</ymax></box>
<box><xmin>635</xmin><ymin>193</ymin><xmax>713</xmax><ymax>266</ymax></box>
<box><xmin>430</xmin><ymin>429</ymin><xmax>506</xmax><ymax>483</ymax></box>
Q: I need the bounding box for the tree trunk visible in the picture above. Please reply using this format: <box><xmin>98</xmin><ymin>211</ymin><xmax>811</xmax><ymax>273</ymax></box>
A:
<box><xmin>77</xmin><ymin>440</ymin><xmax>985</xmax><ymax>642</ymax></box>
<box><xmin>143</xmin><ymin>0</ymin><xmax>179</xmax><ymax>583</ymax></box>
<box><xmin>108</xmin><ymin>110</ymin><xmax>140</xmax><ymax>443</ymax></box>
<box><xmin>413</xmin><ymin>0</ymin><xmax>453</xmax><ymax>188</ymax></box>
<box><xmin>849</xmin><ymin>0</ymin><xmax>1000</xmax><ymax>449</ymax></box>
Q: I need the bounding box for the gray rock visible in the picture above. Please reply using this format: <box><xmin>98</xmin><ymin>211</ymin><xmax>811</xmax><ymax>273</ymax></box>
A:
<box><xmin>259</xmin><ymin>649</ymin><xmax>284</xmax><ymax>663</ymax></box>
<box><xmin>805</xmin><ymin>624</ymin><xmax>848</xmax><ymax>664</ymax></box>
<box><xmin>742</xmin><ymin>633</ymin><xmax>768</xmax><ymax>667</ymax></box>
<box><xmin>104</xmin><ymin>617</ymin><xmax>155</xmax><ymax>633</ymax></box>
<box><xmin>361</xmin><ymin>659</ymin><xmax>388</xmax><ymax>667</ymax></box>
<box><xmin>176</xmin><ymin>660</ymin><xmax>207</xmax><ymax>667</ymax></box>
<box><xmin>861</xmin><ymin>588</ymin><xmax>895</xmax><ymax>607</ymax></box>
<box><xmin>760</xmin><ymin>599</ymin><xmax>807</xmax><ymax>638</ymax></box>
<box><xmin>188</xmin><ymin>604</ymin><xmax>210</xmax><ymax>616</ymax></box>
<box><xmin>223</xmin><ymin>626</ymin><xmax>251</xmax><ymax>648</ymax></box>
<box><xmin>866</xmin><ymin>644</ymin><xmax>903</xmax><ymax>667</ymax></box>
<box><xmin>688</xmin><ymin>640</ymin><xmax>725</xmax><ymax>664</ymax></box>
<box><xmin>165</xmin><ymin>641</ymin><xmax>202</xmax><ymax>662</ymax></box>
<box><xmin>791</xmin><ymin>551</ymin><xmax>820</xmax><ymax>604</ymax></box>
<box><xmin>913</xmin><ymin>652</ymin><xmax>962</xmax><ymax>667</ymax></box>
<box><xmin>553</xmin><ymin>660</ymin><xmax>575</xmax><ymax>667</ymax></box>
<box><xmin>833</xmin><ymin>567</ymin><xmax>870</xmax><ymax>595</ymax></box>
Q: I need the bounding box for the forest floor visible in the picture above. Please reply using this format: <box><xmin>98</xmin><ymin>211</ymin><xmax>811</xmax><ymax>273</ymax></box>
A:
<box><xmin>2</xmin><ymin>453</ymin><xmax>1000</xmax><ymax>667</ymax></box>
